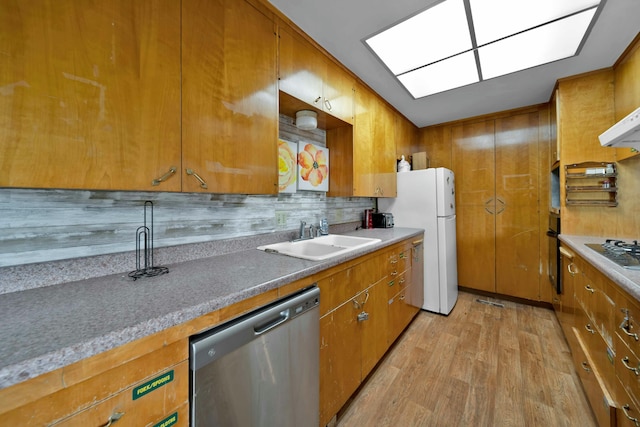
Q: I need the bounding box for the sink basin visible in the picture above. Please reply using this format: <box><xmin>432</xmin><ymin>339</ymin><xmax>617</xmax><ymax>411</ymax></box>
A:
<box><xmin>257</xmin><ymin>234</ymin><xmax>381</xmax><ymax>261</ymax></box>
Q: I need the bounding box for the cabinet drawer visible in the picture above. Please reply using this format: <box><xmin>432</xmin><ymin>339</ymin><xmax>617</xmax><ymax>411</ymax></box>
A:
<box><xmin>386</xmin><ymin>270</ymin><xmax>409</xmax><ymax>300</ymax></box>
<box><xmin>53</xmin><ymin>361</ymin><xmax>188</xmax><ymax>427</ymax></box>
<box><xmin>3</xmin><ymin>339</ymin><xmax>187</xmax><ymax>425</ymax></box>
<box><xmin>616</xmin><ymin>333</ymin><xmax>640</xmax><ymax>406</ymax></box>
<box><xmin>572</xmin><ymin>328</ymin><xmax>617</xmax><ymax>427</ymax></box>
<box><xmin>616</xmin><ymin>290</ymin><xmax>640</xmax><ymax>359</ymax></box>
<box><xmin>617</xmin><ymin>379</ymin><xmax>640</xmax><ymax>427</ymax></box>
<box><xmin>576</xmin><ymin>305</ymin><xmax>616</xmax><ymax>393</ymax></box>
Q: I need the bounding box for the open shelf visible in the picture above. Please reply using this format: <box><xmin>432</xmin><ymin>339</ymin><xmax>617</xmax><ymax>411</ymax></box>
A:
<box><xmin>565</xmin><ymin>162</ymin><xmax>617</xmax><ymax>207</ymax></box>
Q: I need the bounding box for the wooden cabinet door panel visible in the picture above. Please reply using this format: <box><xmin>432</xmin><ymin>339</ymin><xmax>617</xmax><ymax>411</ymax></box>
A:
<box><xmin>182</xmin><ymin>0</ymin><xmax>278</xmax><ymax>194</ymax></box>
<box><xmin>278</xmin><ymin>27</ymin><xmax>324</xmax><ymax>110</ymax></box>
<box><xmin>322</xmin><ymin>60</ymin><xmax>354</xmax><ymax>124</ymax></box>
<box><xmin>0</xmin><ymin>0</ymin><xmax>181</xmax><ymax>191</ymax></box>
<box><xmin>494</xmin><ymin>112</ymin><xmax>540</xmax><ymax>300</ymax></box>
<box><xmin>452</xmin><ymin>121</ymin><xmax>496</xmax><ymax>292</ymax></box>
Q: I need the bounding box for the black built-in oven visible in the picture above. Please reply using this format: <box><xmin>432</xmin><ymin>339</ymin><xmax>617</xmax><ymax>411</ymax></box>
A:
<box><xmin>546</xmin><ymin>212</ymin><xmax>561</xmax><ymax>294</ymax></box>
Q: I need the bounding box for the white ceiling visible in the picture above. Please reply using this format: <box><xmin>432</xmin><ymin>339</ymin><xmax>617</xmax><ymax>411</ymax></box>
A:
<box><xmin>267</xmin><ymin>0</ymin><xmax>640</xmax><ymax>127</ymax></box>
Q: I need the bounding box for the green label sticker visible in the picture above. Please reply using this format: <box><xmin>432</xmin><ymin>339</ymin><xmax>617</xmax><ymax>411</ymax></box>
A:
<box><xmin>132</xmin><ymin>370</ymin><xmax>174</xmax><ymax>400</ymax></box>
<box><xmin>154</xmin><ymin>412</ymin><xmax>178</xmax><ymax>427</ymax></box>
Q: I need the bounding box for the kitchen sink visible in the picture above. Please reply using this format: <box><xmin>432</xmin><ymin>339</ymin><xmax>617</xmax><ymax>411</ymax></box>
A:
<box><xmin>257</xmin><ymin>234</ymin><xmax>381</xmax><ymax>261</ymax></box>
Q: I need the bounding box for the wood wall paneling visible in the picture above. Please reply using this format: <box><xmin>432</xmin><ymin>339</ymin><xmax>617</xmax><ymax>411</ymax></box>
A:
<box><xmin>613</xmin><ymin>33</ymin><xmax>640</xmax><ymax>162</ymax></box>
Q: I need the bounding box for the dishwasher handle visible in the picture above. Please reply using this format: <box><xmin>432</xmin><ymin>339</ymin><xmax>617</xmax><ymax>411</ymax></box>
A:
<box><xmin>190</xmin><ymin>286</ymin><xmax>320</xmax><ymax>371</ymax></box>
<box><xmin>254</xmin><ymin>310</ymin><xmax>289</xmax><ymax>335</ymax></box>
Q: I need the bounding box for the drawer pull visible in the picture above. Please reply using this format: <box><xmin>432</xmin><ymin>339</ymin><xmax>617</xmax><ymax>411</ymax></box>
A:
<box><xmin>102</xmin><ymin>412</ymin><xmax>125</xmax><ymax>427</ymax></box>
<box><xmin>581</xmin><ymin>361</ymin><xmax>591</xmax><ymax>372</ymax></box>
<box><xmin>584</xmin><ymin>324</ymin><xmax>595</xmax><ymax>334</ymax></box>
<box><xmin>620</xmin><ymin>311</ymin><xmax>639</xmax><ymax>341</ymax></box>
<box><xmin>622</xmin><ymin>357</ymin><xmax>640</xmax><ymax>376</ymax></box>
<box><xmin>622</xmin><ymin>404</ymin><xmax>640</xmax><ymax>426</ymax></box>
<box><xmin>567</xmin><ymin>262</ymin><xmax>578</xmax><ymax>276</ymax></box>
<box><xmin>584</xmin><ymin>284</ymin><xmax>595</xmax><ymax>293</ymax></box>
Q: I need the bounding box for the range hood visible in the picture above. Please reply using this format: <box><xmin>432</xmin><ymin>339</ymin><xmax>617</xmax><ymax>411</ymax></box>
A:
<box><xmin>599</xmin><ymin>106</ymin><xmax>640</xmax><ymax>148</ymax></box>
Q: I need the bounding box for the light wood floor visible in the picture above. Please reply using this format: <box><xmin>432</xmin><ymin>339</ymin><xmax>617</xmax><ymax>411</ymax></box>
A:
<box><xmin>336</xmin><ymin>291</ymin><xmax>597</xmax><ymax>426</ymax></box>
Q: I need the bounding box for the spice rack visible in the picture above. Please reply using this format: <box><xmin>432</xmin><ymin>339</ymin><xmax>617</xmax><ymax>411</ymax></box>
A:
<box><xmin>565</xmin><ymin>162</ymin><xmax>617</xmax><ymax>207</ymax></box>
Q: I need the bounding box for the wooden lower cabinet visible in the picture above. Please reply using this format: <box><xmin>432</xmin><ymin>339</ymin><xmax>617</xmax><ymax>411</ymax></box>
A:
<box><xmin>53</xmin><ymin>362</ymin><xmax>188</xmax><ymax>426</ymax></box>
<box><xmin>2</xmin><ymin>339</ymin><xmax>188</xmax><ymax>426</ymax></box>
<box><xmin>553</xmin><ymin>248</ymin><xmax>640</xmax><ymax>427</ymax></box>
<box><xmin>319</xmin><ymin>238</ymin><xmax>422</xmax><ymax>426</ymax></box>
<box><xmin>573</xmin><ymin>328</ymin><xmax>617</xmax><ymax>427</ymax></box>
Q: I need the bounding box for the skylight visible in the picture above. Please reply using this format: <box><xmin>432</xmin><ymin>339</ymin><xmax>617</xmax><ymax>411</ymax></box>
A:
<box><xmin>364</xmin><ymin>0</ymin><xmax>603</xmax><ymax>98</ymax></box>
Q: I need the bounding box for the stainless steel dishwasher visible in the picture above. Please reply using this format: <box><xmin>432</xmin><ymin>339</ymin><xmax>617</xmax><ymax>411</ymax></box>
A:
<box><xmin>189</xmin><ymin>286</ymin><xmax>320</xmax><ymax>427</ymax></box>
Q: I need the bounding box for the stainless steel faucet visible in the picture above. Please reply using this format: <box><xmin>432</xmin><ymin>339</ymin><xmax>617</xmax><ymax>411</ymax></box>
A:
<box><xmin>299</xmin><ymin>221</ymin><xmax>307</xmax><ymax>240</ymax></box>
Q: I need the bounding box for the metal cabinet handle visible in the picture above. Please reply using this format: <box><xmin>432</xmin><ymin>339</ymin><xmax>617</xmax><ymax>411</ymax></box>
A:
<box><xmin>622</xmin><ymin>357</ymin><xmax>640</xmax><ymax>375</ymax></box>
<box><xmin>324</xmin><ymin>98</ymin><xmax>332</xmax><ymax>111</ymax></box>
<box><xmin>622</xmin><ymin>404</ymin><xmax>640</xmax><ymax>426</ymax></box>
<box><xmin>314</xmin><ymin>96</ymin><xmax>322</xmax><ymax>105</ymax></box>
<box><xmin>101</xmin><ymin>412</ymin><xmax>125</xmax><ymax>427</ymax></box>
<box><xmin>496</xmin><ymin>197</ymin><xmax>506</xmax><ymax>214</ymax></box>
<box><xmin>152</xmin><ymin>166</ymin><xmax>177</xmax><ymax>186</ymax></box>
<box><xmin>620</xmin><ymin>317</ymin><xmax>640</xmax><ymax>341</ymax></box>
<box><xmin>186</xmin><ymin>168</ymin><xmax>208</xmax><ymax>189</ymax></box>
<box><xmin>584</xmin><ymin>284</ymin><xmax>595</xmax><ymax>293</ymax></box>
<box><xmin>581</xmin><ymin>361</ymin><xmax>590</xmax><ymax>372</ymax></box>
<box><xmin>584</xmin><ymin>323</ymin><xmax>595</xmax><ymax>334</ymax></box>
<box><xmin>390</xmin><ymin>270</ymin><xmax>398</xmax><ymax>276</ymax></box>
<box><xmin>567</xmin><ymin>262</ymin><xmax>578</xmax><ymax>276</ymax></box>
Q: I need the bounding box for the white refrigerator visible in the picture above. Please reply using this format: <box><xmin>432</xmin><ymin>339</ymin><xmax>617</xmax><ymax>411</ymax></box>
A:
<box><xmin>378</xmin><ymin>168</ymin><xmax>458</xmax><ymax>315</ymax></box>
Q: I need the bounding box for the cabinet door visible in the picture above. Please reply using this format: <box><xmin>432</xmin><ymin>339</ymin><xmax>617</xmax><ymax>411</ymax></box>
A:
<box><xmin>182</xmin><ymin>0</ymin><xmax>278</xmax><ymax>194</ymax></box>
<box><xmin>494</xmin><ymin>112</ymin><xmax>540</xmax><ymax>300</ymax></box>
<box><xmin>278</xmin><ymin>26</ymin><xmax>325</xmax><ymax>111</ymax></box>
<box><xmin>0</xmin><ymin>0</ymin><xmax>181</xmax><ymax>191</ymax></box>
<box><xmin>360</xmin><ymin>281</ymin><xmax>390</xmax><ymax>379</ymax></box>
<box><xmin>323</xmin><ymin>60</ymin><xmax>354</xmax><ymax>124</ymax></box>
<box><xmin>352</xmin><ymin>83</ymin><xmax>396</xmax><ymax>197</ymax></box>
<box><xmin>452</xmin><ymin>121</ymin><xmax>496</xmax><ymax>292</ymax></box>
<box><xmin>319</xmin><ymin>302</ymin><xmax>361</xmax><ymax>427</ymax></box>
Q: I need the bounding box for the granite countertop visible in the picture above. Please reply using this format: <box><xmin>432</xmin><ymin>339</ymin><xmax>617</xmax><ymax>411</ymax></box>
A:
<box><xmin>559</xmin><ymin>234</ymin><xmax>640</xmax><ymax>300</ymax></box>
<box><xmin>0</xmin><ymin>227</ymin><xmax>423</xmax><ymax>390</ymax></box>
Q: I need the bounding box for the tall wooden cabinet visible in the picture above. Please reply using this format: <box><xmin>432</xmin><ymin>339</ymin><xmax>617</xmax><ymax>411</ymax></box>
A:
<box><xmin>181</xmin><ymin>0</ymin><xmax>278</xmax><ymax>194</ymax></box>
<box><xmin>452</xmin><ymin>112</ymin><xmax>540</xmax><ymax>300</ymax></box>
<box><xmin>0</xmin><ymin>0</ymin><xmax>182</xmax><ymax>191</ymax></box>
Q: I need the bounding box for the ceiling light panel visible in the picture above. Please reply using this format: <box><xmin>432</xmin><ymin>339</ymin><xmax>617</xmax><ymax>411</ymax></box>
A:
<box><xmin>365</xmin><ymin>0</ymin><xmax>472</xmax><ymax>75</ymax></box>
<box><xmin>398</xmin><ymin>51</ymin><xmax>479</xmax><ymax>98</ymax></box>
<box><xmin>478</xmin><ymin>8</ymin><xmax>598</xmax><ymax>80</ymax></box>
<box><xmin>470</xmin><ymin>0</ymin><xmax>600</xmax><ymax>45</ymax></box>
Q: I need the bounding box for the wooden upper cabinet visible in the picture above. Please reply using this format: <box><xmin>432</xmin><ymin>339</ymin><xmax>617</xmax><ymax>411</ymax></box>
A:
<box><xmin>352</xmin><ymin>83</ymin><xmax>396</xmax><ymax>197</ymax></box>
<box><xmin>181</xmin><ymin>0</ymin><xmax>278</xmax><ymax>194</ymax></box>
<box><xmin>394</xmin><ymin>111</ymin><xmax>418</xmax><ymax>160</ymax></box>
<box><xmin>0</xmin><ymin>0</ymin><xmax>182</xmax><ymax>191</ymax></box>
<box><xmin>326</xmin><ymin>82</ymin><xmax>396</xmax><ymax>197</ymax></box>
<box><xmin>278</xmin><ymin>27</ymin><xmax>354</xmax><ymax>125</ymax></box>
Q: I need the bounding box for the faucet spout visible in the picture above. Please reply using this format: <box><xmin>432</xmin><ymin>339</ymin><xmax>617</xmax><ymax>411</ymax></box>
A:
<box><xmin>299</xmin><ymin>221</ymin><xmax>307</xmax><ymax>240</ymax></box>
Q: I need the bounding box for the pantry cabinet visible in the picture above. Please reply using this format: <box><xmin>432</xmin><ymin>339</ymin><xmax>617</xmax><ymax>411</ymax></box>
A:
<box><xmin>181</xmin><ymin>0</ymin><xmax>278</xmax><ymax>194</ymax></box>
<box><xmin>452</xmin><ymin>112</ymin><xmax>541</xmax><ymax>300</ymax></box>
<box><xmin>0</xmin><ymin>0</ymin><xmax>182</xmax><ymax>191</ymax></box>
